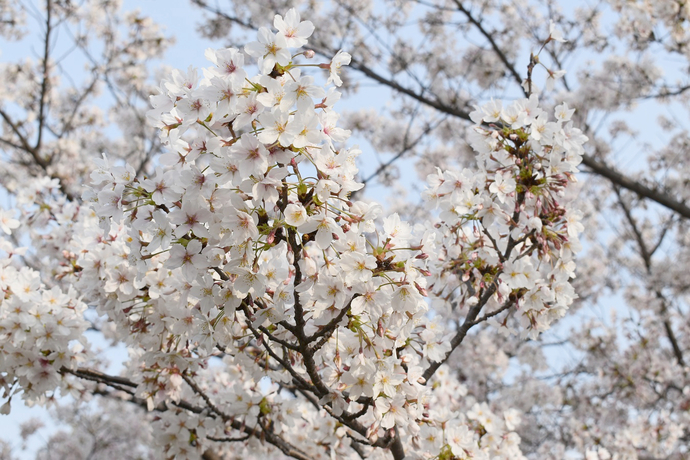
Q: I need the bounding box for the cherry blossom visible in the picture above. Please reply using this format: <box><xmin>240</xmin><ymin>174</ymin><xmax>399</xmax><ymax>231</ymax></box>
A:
<box><xmin>5</xmin><ymin>1</ymin><xmax>690</xmax><ymax>459</ymax></box>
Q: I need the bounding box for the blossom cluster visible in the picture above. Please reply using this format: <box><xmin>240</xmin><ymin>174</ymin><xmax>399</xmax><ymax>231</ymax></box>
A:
<box><xmin>426</xmin><ymin>96</ymin><xmax>586</xmax><ymax>339</ymax></box>
<box><xmin>0</xmin><ymin>226</ymin><xmax>89</xmax><ymax>412</ymax></box>
<box><xmin>76</xmin><ymin>9</ymin><xmax>459</xmax><ymax>456</ymax></box>
<box><xmin>0</xmin><ymin>8</ymin><xmax>584</xmax><ymax>459</ymax></box>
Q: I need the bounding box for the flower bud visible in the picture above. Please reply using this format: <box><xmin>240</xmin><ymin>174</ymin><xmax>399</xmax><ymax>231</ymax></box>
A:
<box><xmin>367</xmin><ymin>424</ymin><xmax>379</xmax><ymax>443</ymax></box>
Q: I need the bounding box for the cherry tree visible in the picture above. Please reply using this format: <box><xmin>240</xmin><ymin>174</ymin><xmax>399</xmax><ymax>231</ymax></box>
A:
<box><xmin>0</xmin><ymin>0</ymin><xmax>689</xmax><ymax>459</ymax></box>
<box><xmin>185</xmin><ymin>1</ymin><xmax>690</xmax><ymax>458</ymax></box>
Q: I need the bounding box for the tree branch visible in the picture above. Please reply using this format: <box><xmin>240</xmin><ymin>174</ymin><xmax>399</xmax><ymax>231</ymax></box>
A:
<box><xmin>421</xmin><ymin>279</ymin><xmax>499</xmax><ymax>383</ymax></box>
<box><xmin>65</xmin><ymin>366</ymin><xmax>316</xmax><ymax>460</ymax></box>
<box><xmin>587</xmin><ymin>156</ymin><xmax>690</xmax><ymax>219</ymax></box>
<box><xmin>614</xmin><ymin>188</ymin><xmax>686</xmax><ymax>368</ymax></box>
<box><xmin>35</xmin><ymin>0</ymin><xmax>53</xmax><ymax>153</ymax></box>
<box><xmin>451</xmin><ymin>0</ymin><xmax>527</xmax><ymax>95</ymax></box>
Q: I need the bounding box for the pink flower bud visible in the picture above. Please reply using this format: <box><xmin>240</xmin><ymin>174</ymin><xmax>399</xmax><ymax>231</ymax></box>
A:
<box><xmin>367</xmin><ymin>424</ymin><xmax>379</xmax><ymax>443</ymax></box>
